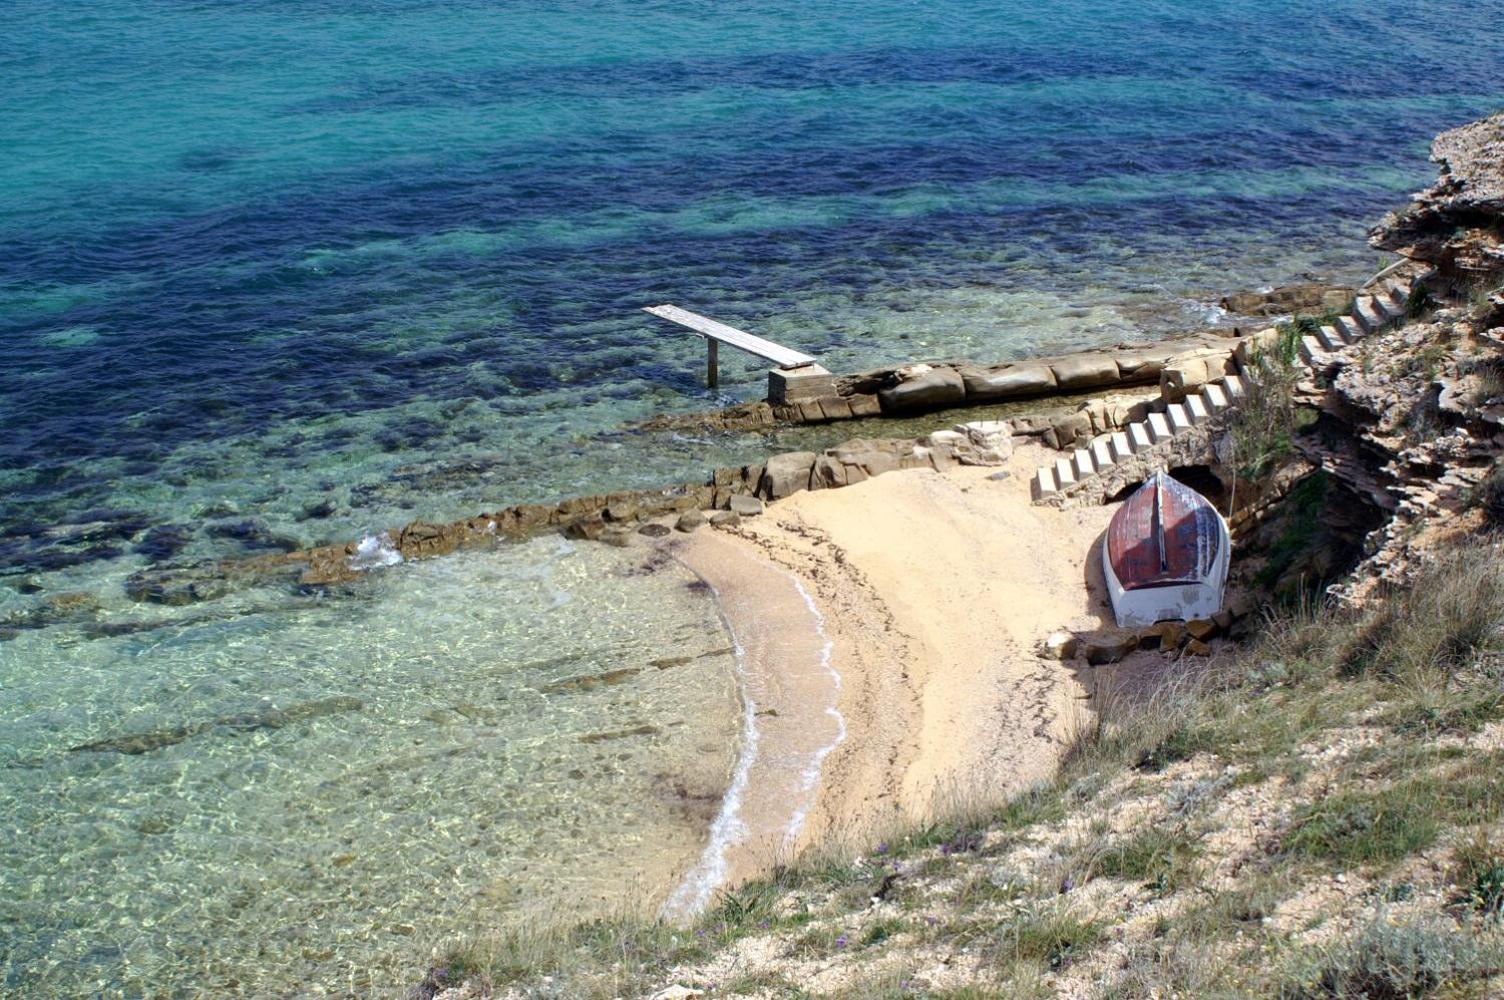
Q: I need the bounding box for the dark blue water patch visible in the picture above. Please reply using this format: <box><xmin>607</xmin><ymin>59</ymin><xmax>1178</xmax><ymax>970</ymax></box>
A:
<box><xmin>290</xmin><ymin>44</ymin><xmax>1160</xmax><ymax>117</ymax></box>
<box><xmin>0</xmin><ymin>118</ymin><xmax>1410</xmax><ymax>269</ymax></box>
<box><xmin>284</xmin><ymin>19</ymin><xmax>1504</xmax><ymax>120</ymax></box>
<box><xmin>0</xmin><ymin>181</ymin><xmax>1416</xmax><ymax>490</ymax></box>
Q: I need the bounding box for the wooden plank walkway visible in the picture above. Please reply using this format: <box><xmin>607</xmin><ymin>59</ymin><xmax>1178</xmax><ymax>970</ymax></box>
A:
<box><xmin>643</xmin><ymin>304</ymin><xmax>817</xmax><ymax>384</ymax></box>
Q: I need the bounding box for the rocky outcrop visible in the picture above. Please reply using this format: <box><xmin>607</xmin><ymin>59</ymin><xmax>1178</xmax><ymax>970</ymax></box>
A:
<box><xmin>1372</xmin><ymin>113</ymin><xmax>1504</xmax><ymax>285</ymax></box>
<box><xmin>1220</xmin><ymin>282</ymin><xmax>1354</xmax><ymax>317</ymax></box>
<box><xmin>748</xmin><ymin>421</ymin><xmax>1016</xmax><ymax>500</ymax></box>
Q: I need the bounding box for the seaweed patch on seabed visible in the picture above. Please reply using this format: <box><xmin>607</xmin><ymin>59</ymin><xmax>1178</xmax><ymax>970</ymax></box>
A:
<box><xmin>619</xmin><ymin>548</ymin><xmax>677</xmax><ymax>577</ymax></box>
<box><xmin>538</xmin><ymin>667</ymin><xmax>642</xmax><ymax>694</ymax></box>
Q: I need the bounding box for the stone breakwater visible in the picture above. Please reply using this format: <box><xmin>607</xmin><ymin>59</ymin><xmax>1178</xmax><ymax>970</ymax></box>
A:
<box><xmin>763</xmin><ymin>283</ymin><xmax>1352</xmax><ymax>425</ymax></box>
<box><xmin>97</xmin><ymin>284</ymin><xmax>1359</xmax><ymax>610</ymax></box>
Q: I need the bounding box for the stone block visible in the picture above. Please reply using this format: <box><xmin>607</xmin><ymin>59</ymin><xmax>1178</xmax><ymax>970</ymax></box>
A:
<box><xmin>848</xmin><ymin>393</ymin><xmax>882</xmax><ymax>417</ymax></box>
<box><xmin>604</xmin><ymin>499</ymin><xmax>639</xmax><ymax>522</ymax></box>
<box><xmin>1039</xmin><ymin>631</ymin><xmax>1078</xmax><ymax>660</ymax></box>
<box><xmin>796</xmin><ymin>400</ymin><xmax>826</xmax><ymax>423</ymax></box>
<box><xmin>877</xmin><ymin>365</ymin><xmax>967</xmax><ymax>412</ymax></box>
<box><xmin>810</xmin><ymin>455</ymin><xmax>849</xmax><ymax>489</ymax></box>
<box><xmin>1049</xmin><ymin>353</ymin><xmax>1122</xmax><ymax>390</ymax></box>
<box><xmin>1044</xmin><ymin>411</ymin><xmax>1092</xmax><ymax>450</ymax></box>
<box><xmin>817</xmin><ymin>396</ymin><xmax>854</xmax><ymax>421</ymax></box>
<box><xmin>767</xmin><ymin>364</ymin><xmax>836</xmax><ymax>405</ymax></box>
<box><xmin>961</xmin><ymin>365</ymin><xmax>1057</xmax><ymax>399</ymax></box>
<box><xmin>729</xmin><ymin>494</ymin><xmax>765</xmax><ymax>517</ymax></box>
<box><xmin>1080</xmin><ymin>629</ymin><xmax>1140</xmax><ymax>665</ymax></box>
<box><xmin>758</xmin><ymin>452</ymin><xmax>817</xmax><ymax>500</ymax></box>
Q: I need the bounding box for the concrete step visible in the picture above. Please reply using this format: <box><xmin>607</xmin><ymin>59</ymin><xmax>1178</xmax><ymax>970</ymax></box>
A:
<box><xmin>1147</xmin><ymin>412</ymin><xmax>1173</xmax><ymax>443</ymax></box>
<box><xmin>1072</xmin><ymin>448</ymin><xmax>1095</xmax><ymax>480</ymax></box>
<box><xmin>1032</xmin><ymin>466</ymin><xmax>1057</xmax><ymax>500</ymax></box>
<box><xmin>1298</xmin><ymin>335</ymin><xmax>1325</xmax><ymax>365</ymax></box>
<box><xmin>1090</xmin><ymin>437</ymin><xmax>1114</xmax><ymax>471</ymax></box>
<box><xmin>1202</xmin><ymin>383</ymin><xmax>1230</xmax><ymax>413</ymax></box>
<box><xmin>1167</xmin><ymin>402</ymin><xmax>1193</xmax><ymax>433</ymax></box>
<box><xmin>1317</xmin><ymin>324</ymin><xmax>1347</xmax><ymax>350</ymax></box>
<box><xmin>1110</xmin><ymin>431</ymin><xmax>1133</xmax><ymax>462</ymax></box>
<box><xmin>1053</xmin><ymin>457</ymin><xmax>1077</xmax><ymax>488</ymax></box>
<box><xmin>1336</xmin><ymin>315</ymin><xmax>1365</xmax><ymax>342</ymax></box>
<box><xmin>1375</xmin><ymin>291</ymin><xmax>1406</xmax><ymax>322</ymax></box>
<box><xmin>1128</xmin><ymin>422</ymin><xmax>1153</xmax><ymax>453</ymax></box>
<box><xmin>1354</xmin><ymin>296</ymin><xmax>1385</xmax><ymax>333</ymax></box>
<box><xmin>1224</xmin><ymin>374</ymin><xmax>1247</xmax><ymax>399</ymax></box>
<box><xmin>1185</xmin><ymin>394</ymin><xmax>1210</xmax><ymax>424</ymax></box>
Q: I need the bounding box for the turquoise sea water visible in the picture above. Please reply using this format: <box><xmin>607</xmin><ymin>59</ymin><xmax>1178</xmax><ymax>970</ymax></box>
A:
<box><xmin>2</xmin><ymin>1</ymin><xmax>1503</xmax><ymax>995</ymax></box>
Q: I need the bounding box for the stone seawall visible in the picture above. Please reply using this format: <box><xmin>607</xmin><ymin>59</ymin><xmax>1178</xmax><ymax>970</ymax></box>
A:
<box><xmin>767</xmin><ymin>333</ymin><xmax>1241</xmax><ymax>425</ymax></box>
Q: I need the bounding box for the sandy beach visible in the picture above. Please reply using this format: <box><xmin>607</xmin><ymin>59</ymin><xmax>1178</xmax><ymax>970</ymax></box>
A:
<box><xmin>663</xmin><ymin>441</ymin><xmax>1125</xmax><ymax>910</ymax></box>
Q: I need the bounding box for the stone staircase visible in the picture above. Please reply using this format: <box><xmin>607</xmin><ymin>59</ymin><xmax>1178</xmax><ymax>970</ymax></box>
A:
<box><xmin>1030</xmin><ymin>280</ymin><xmax>1415</xmax><ymax>504</ymax></box>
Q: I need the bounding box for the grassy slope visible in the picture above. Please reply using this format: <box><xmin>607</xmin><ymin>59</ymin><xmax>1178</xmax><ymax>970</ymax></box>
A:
<box><xmin>424</xmin><ymin>538</ymin><xmax>1504</xmax><ymax>999</ymax></box>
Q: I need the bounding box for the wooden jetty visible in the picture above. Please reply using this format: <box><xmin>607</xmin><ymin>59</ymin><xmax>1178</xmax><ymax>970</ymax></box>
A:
<box><xmin>642</xmin><ymin>303</ymin><xmax>833</xmax><ymax>402</ymax></box>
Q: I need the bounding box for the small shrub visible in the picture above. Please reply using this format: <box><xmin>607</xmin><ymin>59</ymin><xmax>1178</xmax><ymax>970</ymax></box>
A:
<box><xmin>989</xmin><ymin>904</ymin><xmax>1099</xmax><ymax>972</ymax></box>
<box><xmin>861</xmin><ymin>917</ymin><xmax>905</xmax><ymax>947</ymax></box>
<box><xmin>1281</xmin><ymin>914</ymin><xmax>1501</xmax><ymax>999</ymax></box>
<box><xmin>1230</xmin><ymin>337</ymin><xmax>1306</xmax><ymax>479</ymax></box>
<box><xmin>1085</xmin><ymin>826</ymin><xmax>1201</xmax><ymax>894</ymax></box>
<box><xmin>1454</xmin><ymin>833</ymin><xmax>1504</xmax><ymax>918</ymax></box>
<box><xmin>713</xmin><ymin>881</ymin><xmax>780</xmax><ymax>930</ymax></box>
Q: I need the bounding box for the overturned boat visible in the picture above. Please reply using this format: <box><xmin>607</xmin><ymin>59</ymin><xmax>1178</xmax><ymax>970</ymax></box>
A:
<box><xmin>1102</xmin><ymin>472</ymin><xmax>1230</xmax><ymax>628</ymax></box>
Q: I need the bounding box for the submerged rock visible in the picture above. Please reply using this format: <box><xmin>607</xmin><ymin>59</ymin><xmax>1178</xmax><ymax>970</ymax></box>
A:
<box><xmin>125</xmin><ymin>565</ymin><xmax>231</xmax><ymax>606</ymax></box>
<box><xmin>68</xmin><ymin>695</ymin><xmax>363</xmax><ymax>755</ymax></box>
<box><xmin>578</xmin><ymin>723</ymin><xmax>659</xmax><ymax>744</ymax></box>
<box><xmin>133</xmin><ymin>524</ymin><xmax>195</xmax><ymax>563</ymax></box>
<box><xmin>1221</xmin><ymin>282</ymin><xmax>1354</xmax><ymax>317</ymax></box>
<box><xmin>540</xmin><ymin>668</ymin><xmax>641</xmax><ymax>694</ymax></box>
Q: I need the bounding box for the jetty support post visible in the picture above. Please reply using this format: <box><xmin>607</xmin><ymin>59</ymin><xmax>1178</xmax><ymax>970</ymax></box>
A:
<box><xmin>707</xmin><ymin>338</ymin><xmax>718</xmax><ymax>388</ymax></box>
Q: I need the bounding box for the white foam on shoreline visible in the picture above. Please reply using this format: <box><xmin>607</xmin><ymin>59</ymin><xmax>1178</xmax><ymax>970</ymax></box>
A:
<box><xmin>782</xmin><ymin>575</ymin><xmax>845</xmax><ymax>847</ymax></box>
<box><xmin>659</xmin><ymin>574</ymin><xmax>758</xmax><ymax>921</ymax></box>
<box><xmin>660</xmin><ymin>561</ymin><xmax>846</xmax><ymax>920</ymax></box>
<box><xmin>348</xmin><ymin>531</ymin><xmax>402</xmax><ymax>570</ymax></box>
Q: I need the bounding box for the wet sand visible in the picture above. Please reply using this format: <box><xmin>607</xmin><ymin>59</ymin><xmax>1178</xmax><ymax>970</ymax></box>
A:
<box><xmin>663</xmin><ymin>442</ymin><xmax>1125</xmax><ymax>911</ymax></box>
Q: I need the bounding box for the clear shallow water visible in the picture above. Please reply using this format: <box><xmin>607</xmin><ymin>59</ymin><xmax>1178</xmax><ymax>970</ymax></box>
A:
<box><xmin>2</xmin><ymin>0</ymin><xmax>1503</xmax><ymax>994</ymax></box>
<box><xmin>1</xmin><ymin>539</ymin><xmax>738</xmax><ymax>997</ymax></box>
